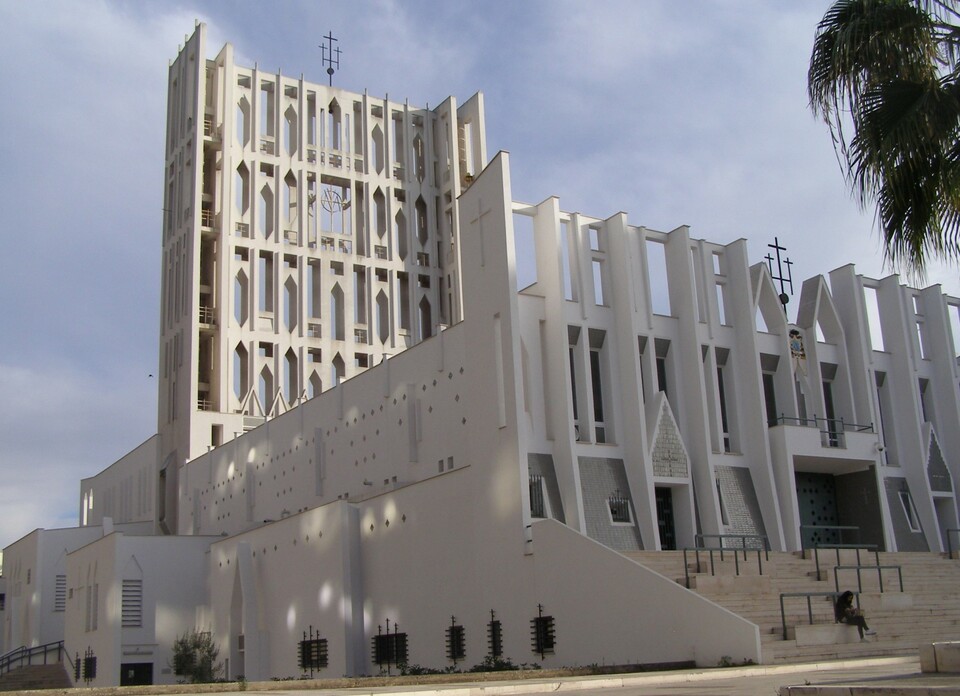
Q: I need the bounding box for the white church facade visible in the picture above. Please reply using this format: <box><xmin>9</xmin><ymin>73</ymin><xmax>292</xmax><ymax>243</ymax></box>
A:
<box><xmin>3</xmin><ymin>22</ymin><xmax>960</xmax><ymax>686</ymax></box>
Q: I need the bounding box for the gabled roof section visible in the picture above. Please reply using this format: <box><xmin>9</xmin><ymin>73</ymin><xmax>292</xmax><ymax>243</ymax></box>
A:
<box><xmin>750</xmin><ymin>263</ymin><xmax>789</xmax><ymax>335</ymax></box>
<box><xmin>645</xmin><ymin>392</ymin><xmax>690</xmax><ymax>479</ymax></box>
<box><xmin>796</xmin><ymin>275</ymin><xmax>846</xmax><ymax>345</ymax></box>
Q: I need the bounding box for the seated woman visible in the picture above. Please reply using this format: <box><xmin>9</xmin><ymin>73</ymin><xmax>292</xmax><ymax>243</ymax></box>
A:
<box><xmin>834</xmin><ymin>590</ymin><xmax>875</xmax><ymax>639</ymax></box>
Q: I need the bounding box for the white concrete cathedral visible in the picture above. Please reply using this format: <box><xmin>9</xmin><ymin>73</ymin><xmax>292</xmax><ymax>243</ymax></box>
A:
<box><xmin>3</xmin><ymin>22</ymin><xmax>960</xmax><ymax>686</ymax></box>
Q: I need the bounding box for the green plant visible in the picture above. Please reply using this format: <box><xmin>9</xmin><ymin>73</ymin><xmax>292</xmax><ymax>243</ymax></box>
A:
<box><xmin>468</xmin><ymin>656</ymin><xmax>520</xmax><ymax>672</ymax></box>
<box><xmin>398</xmin><ymin>663</ymin><xmax>444</xmax><ymax>675</ymax></box>
<box><xmin>237</xmin><ymin>675</ymin><xmax>247</xmax><ymax>691</ymax></box>
<box><xmin>170</xmin><ymin>630</ymin><xmax>223</xmax><ymax>683</ymax></box>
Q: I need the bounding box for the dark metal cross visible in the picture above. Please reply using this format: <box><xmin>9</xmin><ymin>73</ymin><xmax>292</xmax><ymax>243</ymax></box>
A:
<box><xmin>320</xmin><ymin>31</ymin><xmax>341</xmax><ymax>86</ymax></box>
<box><xmin>765</xmin><ymin>236</ymin><xmax>794</xmax><ymax>310</ymax></box>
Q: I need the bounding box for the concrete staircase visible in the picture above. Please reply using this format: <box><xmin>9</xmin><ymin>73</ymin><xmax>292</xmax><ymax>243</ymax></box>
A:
<box><xmin>0</xmin><ymin>664</ymin><xmax>72</xmax><ymax>691</ymax></box>
<box><xmin>622</xmin><ymin>548</ymin><xmax>960</xmax><ymax>664</ymax></box>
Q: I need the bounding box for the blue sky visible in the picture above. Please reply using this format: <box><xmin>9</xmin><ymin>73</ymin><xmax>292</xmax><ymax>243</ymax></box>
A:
<box><xmin>0</xmin><ymin>0</ymin><xmax>957</xmax><ymax>545</ymax></box>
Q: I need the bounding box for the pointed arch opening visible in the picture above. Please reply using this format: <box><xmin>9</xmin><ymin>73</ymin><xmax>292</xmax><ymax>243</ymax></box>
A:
<box><xmin>395</xmin><ymin>208</ymin><xmax>408</xmax><ymax>260</ymax></box>
<box><xmin>415</xmin><ymin>195</ymin><xmax>428</xmax><ymax>246</ymax></box>
<box><xmin>285</xmin><ymin>349</ymin><xmax>299</xmax><ymax>405</ymax></box>
<box><xmin>284</xmin><ymin>277</ymin><xmax>298</xmax><ymax>332</ymax></box>
<box><xmin>419</xmin><ymin>296</ymin><xmax>433</xmax><ymax>341</ymax></box>
<box><xmin>332</xmin><ymin>353</ymin><xmax>346</xmax><ymax>386</ymax></box>
<box><xmin>371</xmin><ymin>123</ymin><xmax>384</xmax><ymax>174</ymax></box>
<box><xmin>233</xmin><ymin>343</ymin><xmax>249</xmax><ymax>402</ymax></box>
<box><xmin>283</xmin><ymin>104</ymin><xmax>298</xmax><ymax>156</ymax></box>
<box><xmin>376</xmin><ymin>290</ymin><xmax>390</xmax><ymax>344</ymax></box>
<box><xmin>330</xmin><ymin>283</ymin><xmax>345</xmax><ymax>341</ymax></box>
<box><xmin>259</xmin><ymin>366</ymin><xmax>275</xmax><ymax>415</ymax></box>
<box><xmin>309</xmin><ymin>371</ymin><xmax>322</xmax><ymax>399</ymax></box>
<box><xmin>234</xmin><ymin>270</ymin><xmax>249</xmax><ymax>326</ymax></box>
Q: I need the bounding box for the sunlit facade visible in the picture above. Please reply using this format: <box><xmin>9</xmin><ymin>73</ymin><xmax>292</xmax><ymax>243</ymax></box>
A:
<box><xmin>3</xmin><ymin>21</ymin><xmax>960</xmax><ymax>686</ymax></box>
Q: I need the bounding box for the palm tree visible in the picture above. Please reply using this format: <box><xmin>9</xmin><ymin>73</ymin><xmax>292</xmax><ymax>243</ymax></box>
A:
<box><xmin>808</xmin><ymin>0</ymin><xmax>960</xmax><ymax>275</ymax></box>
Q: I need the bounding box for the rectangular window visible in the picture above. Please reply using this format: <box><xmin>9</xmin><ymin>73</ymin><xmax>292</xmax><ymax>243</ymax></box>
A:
<box><xmin>608</xmin><ymin>491</ymin><xmax>631</xmax><ymax>523</ymax></box>
<box><xmin>899</xmin><ymin>491</ymin><xmax>921</xmax><ymax>532</ymax></box>
<box><xmin>717</xmin><ymin>366</ymin><xmax>731</xmax><ymax>453</ymax></box>
<box><xmin>762</xmin><ymin>372</ymin><xmax>778</xmax><ymax>426</ymax></box>
<box><xmin>716</xmin><ymin>480</ymin><xmax>729</xmax><ymax>526</ymax></box>
<box><xmin>592</xmin><ymin>260</ymin><xmax>605</xmax><ymax>306</ymax></box>
<box><xmin>121</xmin><ymin>579</ymin><xmax>143</xmax><ymax>628</ymax></box>
<box><xmin>529</xmin><ymin>475</ymin><xmax>546</xmax><ymax>518</ymax></box>
<box><xmin>590</xmin><ymin>347</ymin><xmax>606</xmax><ymax>443</ymax></box>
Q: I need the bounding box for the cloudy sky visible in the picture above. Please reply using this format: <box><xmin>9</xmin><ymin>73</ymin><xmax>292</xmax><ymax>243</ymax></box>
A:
<box><xmin>0</xmin><ymin>1</ymin><xmax>957</xmax><ymax>545</ymax></box>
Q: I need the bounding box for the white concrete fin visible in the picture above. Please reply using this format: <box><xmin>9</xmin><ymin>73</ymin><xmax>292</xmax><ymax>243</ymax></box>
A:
<box><xmin>750</xmin><ymin>263</ymin><xmax>789</xmax><ymax>335</ymax></box>
<box><xmin>797</xmin><ymin>275</ymin><xmax>846</xmax><ymax>345</ymax></box>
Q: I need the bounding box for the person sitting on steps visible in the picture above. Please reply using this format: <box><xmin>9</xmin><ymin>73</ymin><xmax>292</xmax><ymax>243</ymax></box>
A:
<box><xmin>835</xmin><ymin>590</ymin><xmax>876</xmax><ymax>640</ymax></box>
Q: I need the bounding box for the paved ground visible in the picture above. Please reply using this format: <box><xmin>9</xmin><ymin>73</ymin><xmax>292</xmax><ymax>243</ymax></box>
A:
<box><xmin>128</xmin><ymin>657</ymin><xmax>957</xmax><ymax>696</ymax></box>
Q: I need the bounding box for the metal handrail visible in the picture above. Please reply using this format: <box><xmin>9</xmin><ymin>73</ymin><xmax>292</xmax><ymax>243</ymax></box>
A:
<box><xmin>0</xmin><ymin>641</ymin><xmax>64</xmax><ymax>676</ymax></box>
<box><xmin>810</xmin><ymin>542</ymin><xmax>879</xmax><ymax>578</ymax></box>
<box><xmin>833</xmin><ymin>564</ymin><xmax>903</xmax><ymax>593</ymax></box>
<box><xmin>947</xmin><ymin>529</ymin><xmax>960</xmax><ymax>558</ymax></box>
<box><xmin>695</xmin><ymin>533</ymin><xmax>770</xmax><ymax>556</ymax></box>
<box><xmin>800</xmin><ymin>524</ymin><xmax>862</xmax><ymax>549</ymax></box>
<box><xmin>779</xmin><ymin>591</ymin><xmax>859</xmax><ymax>640</ymax></box>
<box><xmin>683</xmin><ymin>546</ymin><xmax>765</xmax><ymax>588</ymax></box>
<box><xmin>769</xmin><ymin>414</ymin><xmax>874</xmax><ymax>433</ymax></box>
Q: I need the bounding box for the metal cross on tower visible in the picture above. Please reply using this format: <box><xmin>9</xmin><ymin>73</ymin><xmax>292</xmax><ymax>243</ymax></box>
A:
<box><xmin>320</xmin><ymin>31</ymin><xmax>341</xmax><ymax>87</ymax></box>
<box><xmin>764</xmin><ymin>236</ymin><xmax>794</xmax><ymax>314</ymax></box>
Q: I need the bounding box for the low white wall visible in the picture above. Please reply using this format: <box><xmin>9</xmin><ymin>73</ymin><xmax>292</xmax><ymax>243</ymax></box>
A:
<box><xmin>529</xmin><ymin>519</ymin><xmax>761</xmax><ymax>667</ymax></box>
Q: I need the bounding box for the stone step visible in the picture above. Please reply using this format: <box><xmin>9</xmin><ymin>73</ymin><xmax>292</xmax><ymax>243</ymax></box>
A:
<box><xmin>622</xmin><ymin>548</ymin><xmax>960</xmax><ymax>665</ymax></box>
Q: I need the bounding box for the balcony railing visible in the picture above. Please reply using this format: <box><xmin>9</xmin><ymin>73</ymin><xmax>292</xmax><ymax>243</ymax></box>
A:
<box><xmin>321</xmin><ymin>237</ymin><xmax>335</xmax><ymax>251</ymax></box>
<box><xmin>375</xmin><ymin>245</ymin><xmax>388</xmax><ymax>260</ymax></box>
<box><xmin>354</xmin><ymin>328</ymin><xmax>368</xmax><ymax>343</ymax></box>
<box><xmin>201</xmin><ymin>208</ymin><xmax>214</xmax><ymax>228</ymax></box>
<box><xmin>197</xmin><ymin>398</ymin><xmax>213</xmax><ymax>412</ymax></box>
<box><xmin>284</xmin><ymin>229</ymin><xmax>299</xmax><ymax>245</ymax></box>
<box><xmin>416</xmin><ymin>252</ymin><xmax>430</xmax><ymax>267</ymax></box>
<box><xmin>236</xmin><ymin>222</ymin><xmax>250</xmax><ymax>238</ymax></box>
<box><xmin>768</xmin><ymin>414</ymin><xmax>873</xmax><ymax>448</ymax></box>
<box><xmin>338</xmin><ymin>239</ymin><xmax>352</xmax><ymax>254</ymax></box>
<box><xmin>307</xmin><ymin>323</ymin><xmax>322</xmax><ymax>339</ymax></box>
<box><xmin>260</xmin><ymin>137</ymin><xmax>275</xmax><ymax>155</ymax></box>
<box><xmin>198</xmin><ymin>306</ymin><xmax>215</xmax><ymax>324</ymax></box>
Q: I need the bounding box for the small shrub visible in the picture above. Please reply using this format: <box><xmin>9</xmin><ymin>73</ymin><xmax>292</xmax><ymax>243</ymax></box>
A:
<box><xmin>468</xmin><ymin>656</ymin><xmax>520</xmax><ymax>672</ymax></box>
<box><xmin>170</xmin><ymin>630</ymin><xmax>223</xmax><ymax>683</ymax></box>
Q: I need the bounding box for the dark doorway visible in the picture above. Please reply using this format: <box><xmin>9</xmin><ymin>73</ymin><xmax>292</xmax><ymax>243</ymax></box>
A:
<box><xmin>655</xmin><ymin>487</ymin><xmax>676</xmax><ymax>550</ymax></box>
<box><xmin>796</xmin><ymin>471</ymin><xmax>839</xmax><ymax>547</ymax></box>
<box><xmin>120</xmin><ymin>662</ymin><xmax>153</xmax><ymax>686</ymax></box>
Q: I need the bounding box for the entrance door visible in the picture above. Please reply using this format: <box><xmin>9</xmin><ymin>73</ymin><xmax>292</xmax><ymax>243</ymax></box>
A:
<box><xmin>796</xmin><ymin>472</ymin><xmax>839</xmax><ymax>547</ymax></box>
<box><xmin>120</xmin><ymin>663</ymin><xmax>153</xmax><ymax>686</ymax></box>
<box><xmin>655</xmin><ymin>487</ymin><xmax>676</xmax><ymax>550</ymax></box>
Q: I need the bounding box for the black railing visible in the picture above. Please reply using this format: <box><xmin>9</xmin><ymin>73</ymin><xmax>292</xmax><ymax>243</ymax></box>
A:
<box><xmin>683</xmin><ymin>546</ymin><xmax>766</xmax><ymax>588</ymax></box>
<box><xmin>769</xmin><ymin>415</ymin><xmax>874</xmax><ymax>448</ymax></box>
<box><xmin>800</xmin><ymin>524</ymin><xmax>862</xmax><ymax>550</ymax></box>
<box><xmin>0</xmin><ymin>641</ymin><xmax>64</xmax><ymax>676</ymax></box>
<box><xmin>779</xmin><ymin>591</ymin><xmax>859</xmax><ymax>640</ymax></box>
<box><xmin>695</xmin><ymin>533</ymin><xmax>770</xmax><ymax>553</ymax></box>
<box><xmin>833</xmin><ymin>564</ymin><xmax>903</xmax><ymax>593</ymax></box>
<box><xmin>810</xmin><ymin>542</ymin><xmax>879</xmax><ymax>579</ymax></box>
<box><xmin>947</xmin><ymin>528</ymin><xmax>960</xmax><ymax>558</ymax></box>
